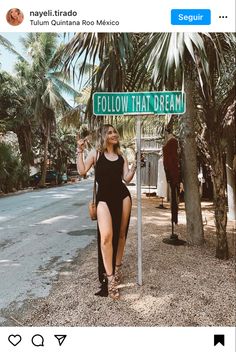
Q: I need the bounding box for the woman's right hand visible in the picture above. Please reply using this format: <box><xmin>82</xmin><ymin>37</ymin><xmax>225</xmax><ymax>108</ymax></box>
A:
<box><xmin>77</xmin><ymin>138</ymin><xmax>86</xmax><ymax>152</ymax></box>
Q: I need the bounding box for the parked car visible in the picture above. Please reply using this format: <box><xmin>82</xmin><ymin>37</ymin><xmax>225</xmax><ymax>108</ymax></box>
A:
<box><xmin>67</xmin><ymin>164</ymin><xmax>81</xmax><ymax>182</ymax></box>
<box><xmin>29</xmin><ymin>171</ymin><xmax>67</xmax><ymax>187</ymax></box>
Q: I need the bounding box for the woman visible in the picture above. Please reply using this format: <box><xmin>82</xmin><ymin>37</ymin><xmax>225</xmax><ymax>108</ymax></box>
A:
<box><xmin>76</xmin><ymin>124</ymin><xmax>136</xmax><ymax>299</ymax></box>
<box><xmin>6</xmin><ymin>8</ymin><xmax>24</xmax><ymax>26</ymax></box>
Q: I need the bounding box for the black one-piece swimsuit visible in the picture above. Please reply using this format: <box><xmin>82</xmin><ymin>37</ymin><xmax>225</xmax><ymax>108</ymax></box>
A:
<box><xmin>95</xmin><ymin>153</ymin><xmax>131</xmax><ymax>296</ymax></box>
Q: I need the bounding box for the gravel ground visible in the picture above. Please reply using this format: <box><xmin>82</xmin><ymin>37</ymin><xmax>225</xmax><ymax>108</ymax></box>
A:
<box><xmin>14</xmin><ymin>194</ymin><xmax>236</xmax><ymax>327</ymax></box>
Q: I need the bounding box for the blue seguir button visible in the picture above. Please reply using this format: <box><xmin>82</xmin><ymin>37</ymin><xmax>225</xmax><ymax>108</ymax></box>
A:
<box><xmin>171</xmin><ymin>9</ymin><xmax>211</xmax><ymax>25</ymax></box>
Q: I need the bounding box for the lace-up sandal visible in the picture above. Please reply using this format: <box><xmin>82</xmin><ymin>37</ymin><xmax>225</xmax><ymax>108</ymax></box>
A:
<box><xmin>107</xmin><ymin>274</ymin><xmax>120</xmax><ymax>300</ymax></box>
<box><xmin>114</xmin><ymin>264</ymin><xmax>123</xmax><ymax>285</ymax></box>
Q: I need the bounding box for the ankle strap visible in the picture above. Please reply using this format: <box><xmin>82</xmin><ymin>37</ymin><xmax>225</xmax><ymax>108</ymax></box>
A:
<box><xmin>115</xmin><ymin>263</ymin><xmax>122</xmax><ymax>267</ymax></box>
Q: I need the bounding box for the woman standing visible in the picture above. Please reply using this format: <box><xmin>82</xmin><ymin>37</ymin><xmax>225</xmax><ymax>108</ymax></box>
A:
<box><xmin>77</xmin><ymin>124</ymin><xmax>136</xmax><ymax>299</ymax></box>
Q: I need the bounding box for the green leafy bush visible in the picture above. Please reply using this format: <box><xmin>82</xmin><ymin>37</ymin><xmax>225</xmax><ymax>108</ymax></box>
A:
<box><xmin>0</xmin><ymin>142</ymin><xmax>28</xmax><ymax>193</ymax></box>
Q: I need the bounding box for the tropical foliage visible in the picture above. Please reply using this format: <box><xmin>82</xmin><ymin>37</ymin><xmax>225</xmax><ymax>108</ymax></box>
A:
<box><xmin>0</xmin><ymin>142</ymin><xmax>28</xmax><ymax>193</ymax></box>
<box><xmin>57</xmin><ymin>32</ymin><xmax>235</xmax><ymax>259</ymax></box>
<box><xmin>0</xmin><ymin>33</ymin><xmax>78</xmax><ymax>187</ymax></box>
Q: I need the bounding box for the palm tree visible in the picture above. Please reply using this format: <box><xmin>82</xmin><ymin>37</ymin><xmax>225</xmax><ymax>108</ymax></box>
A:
<box><xmin>197</xmin><ymin>34</ymin><xmax>235</xmax><ymax>258</ymax></box>
<box><xmin>138</xmin><ymin>33</ymin><xmax>205</xmax><ymax>246</ymax></box>
<box><xmin>17</xmin><ymin>33</ymin><xmax>77</xmax><ymax>186</ymax></box>
<box><xmin>0</xmin><ymin>35</ymin><xmax>25</xmax><ymax>59</ymax></box>
<box><xmin>0</xmin><ymin>34</ymin><xmax>77</xmax><ymax>184</ymax></box>
<box><xmin>0</xmin><ymin>69</ymin><xmax>35</xmax><ymax>177</ymax></box>
<box><xmin>224</xmin><ymin>100</ymin><xmax>236</xmax><ymax>221</ymax></box>
<box><xmin>49</xmin><ymin>126</ymin><xmax>76</xmax><ymax>175</ymax></box>
<box><xmin>144</xmin><ymin>33</ymin><xmax>235</xmax><ymax>258</ymax></box>
<box><xmin>56</xmin><ymin>33</ymin><xmax>152</xmax><ymax>129</ymax></box>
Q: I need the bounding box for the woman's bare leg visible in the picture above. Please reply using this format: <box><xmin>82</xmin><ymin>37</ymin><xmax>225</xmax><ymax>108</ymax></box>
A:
<box><xmin>97</xmin><ymin>201</ymin><xmax>113</xmax><ymax>276</ymax></box>
<box><xmin>116</xmin><ymin>196</ymin><xmax>131</xmax><ymax>265</ymax></box>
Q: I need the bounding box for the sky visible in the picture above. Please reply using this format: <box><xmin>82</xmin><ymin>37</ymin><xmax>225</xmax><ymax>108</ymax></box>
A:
<box><xmin>0</xmin><ymin>32</ymin><xmax>26</xmax><ymax>73</ymax></box>
<box><xmin>0</xmin><ymin>33</ymin><xmax>85</xmax><ymax>106</ymax></box>
<box><xmin>0</xmin><ymin>33</ymin><xmax>73</xmax><ymax>73</ymax></box>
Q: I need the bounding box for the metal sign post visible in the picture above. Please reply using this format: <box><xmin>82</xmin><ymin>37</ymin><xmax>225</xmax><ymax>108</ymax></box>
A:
<box><xmin>136</xmin><ymin>116</ymin><xmax>142</xmax><ymax>285</ymax></box>
<box><xmin>93</xmin><ymin>91</ymin><xmax>186</xmax><ymax>287</ymax></box>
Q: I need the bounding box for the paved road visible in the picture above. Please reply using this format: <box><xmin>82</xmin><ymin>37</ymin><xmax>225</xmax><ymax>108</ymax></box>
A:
<box><xmin>0</xmin><ymin>180</ymin><xmax>96</xmax><ymax>324</ymax></box>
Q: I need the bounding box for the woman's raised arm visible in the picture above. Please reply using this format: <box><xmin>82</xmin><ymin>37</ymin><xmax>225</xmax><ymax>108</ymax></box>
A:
<box><xmin>76</xmin><ymin>139</ymin><xmax>96</xmax><ymax>176</ymax></box>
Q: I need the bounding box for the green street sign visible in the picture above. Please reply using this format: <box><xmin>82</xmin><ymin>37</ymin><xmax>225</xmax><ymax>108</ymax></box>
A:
<box><xmin>93</xmin><ymin>91</ymin><xmax>185</xmax><ymax>115</ymax></box>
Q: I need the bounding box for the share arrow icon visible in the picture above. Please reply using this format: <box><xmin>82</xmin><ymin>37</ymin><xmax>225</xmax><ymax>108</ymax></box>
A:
<box><xmin>54</xmin><ymin>335</ymin><xmax>67</xmax><ymax>346</ymax></box>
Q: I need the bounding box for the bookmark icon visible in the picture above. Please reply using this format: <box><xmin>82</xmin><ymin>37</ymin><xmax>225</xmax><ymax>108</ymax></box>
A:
<box><xmin>54</xmin><ymin>335</ymin><xmax>67</xmax><ymax>346</ymax></box>
<box><xmin>214</xmin><ymin>334</ymin><xmax>225</xmax><ymax>346</ymax></box>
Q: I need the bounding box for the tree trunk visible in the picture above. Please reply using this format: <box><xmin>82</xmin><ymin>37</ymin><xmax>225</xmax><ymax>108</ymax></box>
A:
<box><xmin>204</xmin><ymin>113</ymin><xmax>229</xmax><ymax>259</ymax></box>
<box><xmin>39</xmin><ymin>133</ymin><xmax>49</xmax><ymax>187</ymax></box>
<box><xmin>180</xmin><ymin>77</ymin><xmax>204</xmax><ymax>245</ymax></box>
<box><xmin>226</xmin><ymin>142</ymin><xmax>236</xmax><ymax>220</ymax></box>
<box><xmin>209</xmin><ymin>142</ymin><xmax>229</xmax><ymax>259</ymax></box>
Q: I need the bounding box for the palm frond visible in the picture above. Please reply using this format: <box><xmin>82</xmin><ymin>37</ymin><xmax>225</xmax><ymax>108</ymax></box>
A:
<box><xmin>0</xmin><ymin>34</ymin><xmax>25</xmax><ymax>61</ymax></box>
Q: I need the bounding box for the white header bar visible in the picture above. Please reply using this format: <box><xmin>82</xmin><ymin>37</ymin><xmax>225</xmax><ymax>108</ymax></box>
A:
<box><xmin>0</xmin><ymin>0</ymin><xmax>235</xmax><ymax>32</ymax></box>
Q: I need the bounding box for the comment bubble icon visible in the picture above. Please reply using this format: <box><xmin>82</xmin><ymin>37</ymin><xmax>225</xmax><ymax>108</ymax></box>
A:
<box><xmin>32</xmin><ymin>334</ymin><xmax>44</xmax><ymax>347</ymax></box>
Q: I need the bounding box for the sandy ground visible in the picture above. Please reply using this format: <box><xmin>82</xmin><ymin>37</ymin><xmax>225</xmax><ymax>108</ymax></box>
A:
<box><xmin>11</xmin><ymin>194</ymin><xmax>236</xmax><ymax>327</ymax></box>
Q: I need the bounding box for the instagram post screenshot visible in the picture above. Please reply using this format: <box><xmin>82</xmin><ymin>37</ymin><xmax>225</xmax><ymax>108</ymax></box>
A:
<box><xmin>0</xmin><ymin>0</ymin><xmax>235</xmax><ymax>351</ymax></box>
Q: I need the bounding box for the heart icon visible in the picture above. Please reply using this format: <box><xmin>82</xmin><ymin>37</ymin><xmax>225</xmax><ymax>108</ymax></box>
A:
<box><xmin>8</xmin><ymin>334</ymin><xmax>22</xmax><ymax>346</ymax></box>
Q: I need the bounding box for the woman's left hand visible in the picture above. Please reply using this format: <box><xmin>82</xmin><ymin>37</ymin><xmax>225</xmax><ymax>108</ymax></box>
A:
<box><xmin>131</xmin><ymin>162</ymin><xmax>137</xmax><ymax>172</ymax></box>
